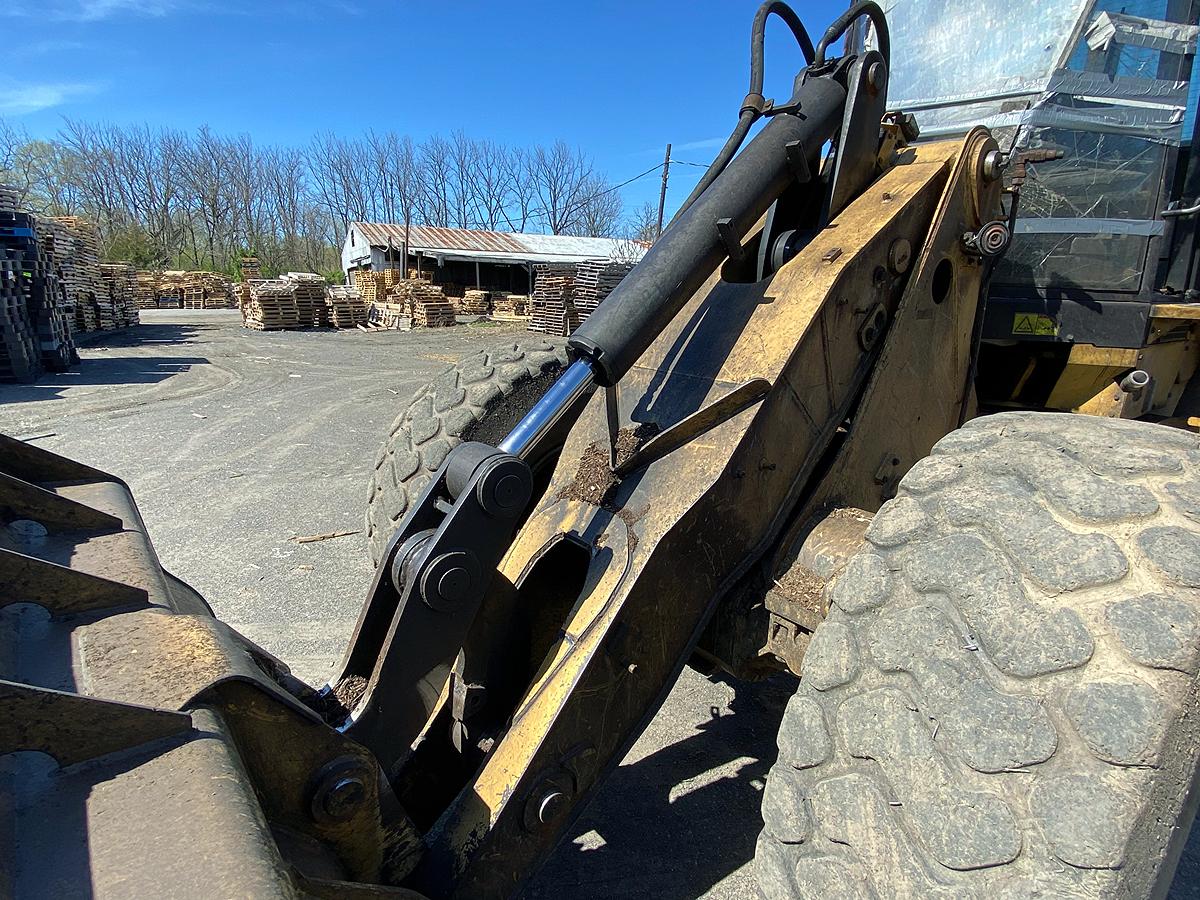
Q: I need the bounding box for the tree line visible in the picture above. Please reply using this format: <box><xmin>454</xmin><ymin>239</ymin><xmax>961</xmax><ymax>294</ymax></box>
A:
<box><xmin>0</xmin><ymin>118</ymin><xmax>642</xmax><ymax>278</ymax></box>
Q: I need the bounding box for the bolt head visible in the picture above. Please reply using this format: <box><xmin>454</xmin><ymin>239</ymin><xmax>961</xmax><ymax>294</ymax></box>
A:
<box><xmin>537</xmin><ymin>790</ymin><xmax>567</xmax><ymax>824</ymax></box>
<box><xmin>491</xmin><ymin>472</ymin><xmax>525</xmax><ymax>511</ymax></box>
<box><xmin>437</xmin><ymin>566</ymin><xmax>471</xmax><ymax>603</ymax></box>
<box><xmin>982</xmin><ymin>149</ymin><xmax>1004</xmax><ymax>182</ymax></box>
<box><xmin>867</xmin><ymin>61</ymin><xmax>887</xmax><ymax>94</ymax></box>
<box><xmin>311</xmin><ymin>768</ymin><xmax>369</xmax><ymax>824</ymax></box>
<box><xmin>888</xmin><ymin>239</ymin><xmax>912</xmax><ymax>275</ymax></box>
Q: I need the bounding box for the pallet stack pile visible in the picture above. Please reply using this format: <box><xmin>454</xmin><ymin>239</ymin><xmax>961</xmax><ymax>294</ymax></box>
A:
<box><xmin>352</xmin><ymin>268</ymin><xmax>382</xmax><ymax>303</ymax></box>
<box><xmin>461</xmin><ymin>289</ymin><xmax>491</xmax><ymax>315</ymax></box>
<box><xmin>528</xmin><ymin>263</ymin><xmax>577</xmax><ymax>335</ymax></box>
<box><xmin>180</xmin><ymin>271</ymin><xmax>234</xmax><ymax>309</ymax></box>
<box><xmin>135</xmin><ymin>271</ymin><xmax>158</xmax><ymax>308</ymax></box>
<box><xmin>240</xmin><ymin>256</ymin><xmax>262</xmax><ymax>280</ymax></box>
<box><xmin>326</xmin><ymin>286</ymin><xmax>368</xmax><ymax>328</ymax></box>
<box><xmin>154</xmin><ymin>271</ymin><xmax>184</xmax><ymax>307</ymax></box>
<box><xmin>242</xmin><ymin>280</ymin><xmax>300</xmax><ymax>330</ymax></box>
<box><xmin>0</xmin><ymin>185</ymin><xmax>20</xmax><ymax>213</ymax></box>
<box><xmin>282</xmin><ymin>273</ymin><xmax>326</xmax><ymax>326</ymax></box>
<box><xmin>233</xmin><ymin>281</ymin><xmax>251</xmax><ymax>312</ymax></box>
<box><xmin>98</xmin><ymin>263</ymin><xmax>138</xmax><ymax>329</ymax></box>
<box><xmin>47</xmin><ymin>216</ymin><xmax>111</xmax><ymax>334</ymax></box>
<box><xmin>411</xmin><ymin>282</ymin><xmax>456</xmax><ymax>327</ymax></box>
<box><xmin>573</xmin><ymin>259</ymin><xmax>635</xmax><ymax>324</ymax></box>
<box><xmin>491</xmin><ymin>292</ymin><xmax>529</xmax><ymax>320</ymax></box>
<box><xmin>0</xmin><ymin>249</ymin><xmax>41</xmax><ymax>382</ymax></box>
<box><xmin>0</xmin><ymin>199</ymin><xmax>78</xmax><ymax>381</ymax></box>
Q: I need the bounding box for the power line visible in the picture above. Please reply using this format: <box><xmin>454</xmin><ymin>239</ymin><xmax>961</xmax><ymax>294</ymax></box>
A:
<box><xmin>668</xmin><ymin>157</ymin><xmax>710</xmax><ymax>168</ymax></box>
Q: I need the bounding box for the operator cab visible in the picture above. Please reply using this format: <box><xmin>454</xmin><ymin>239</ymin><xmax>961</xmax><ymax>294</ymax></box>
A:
<box><xmin>854</xmin><ymin>0</ymin><xmax>1200</xmax><ymax>419</ymax></box>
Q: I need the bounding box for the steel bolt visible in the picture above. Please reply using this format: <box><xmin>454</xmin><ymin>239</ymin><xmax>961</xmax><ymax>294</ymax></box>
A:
<box><xmin>324</xmin><ymin>777</ymin><xmax>365</xmax><ymax>819</ymax></box>
<box><xmin>491</xmin><ymin>473</ymin><xmax>525</xmax><ymax>511</ymax></box>
<box><xmin>867</xmin><ymin>61</ymin><xmax>887</xmax><ymax>94</ymax></box>
<box><xmin>537</xmin><ymin>790</ymin><xmax>567</xmax><ymax>824</ymax></box>
<box><xmin>888</xmin><ymin>239</ymin><xmax>912</xmax><ymax>275</ymax></box>
<box><xmin>437</xmin><ymin>566</ymin><xmax>471</xmax><ymax>603</ymax></box>
<box><xmin>982</xmin><ymin>149</ymin><xmax>1004</xmax><ymax>182</ymax></box>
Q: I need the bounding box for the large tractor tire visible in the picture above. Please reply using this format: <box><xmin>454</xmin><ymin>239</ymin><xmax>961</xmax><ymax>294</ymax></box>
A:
<box><xmin>365</xmin><ymin>339</ymin><xmax>569</xmax><ymax>567</ymax></box>
<box><xmin>757</xmin><ymin>411</ymin><xmax>1200</xmax><ymax>898</ymax></box>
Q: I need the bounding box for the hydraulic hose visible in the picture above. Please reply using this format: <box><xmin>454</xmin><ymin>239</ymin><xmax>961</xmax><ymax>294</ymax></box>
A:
<box><xmin>814</xmin><ymin>0</ymin><xmax>890</xmax><ymax>68</ymax></box>
<box><xmin>674</xmin><ymin>1</ymin><xmax>815</xmax><ymax>220</ymax></box>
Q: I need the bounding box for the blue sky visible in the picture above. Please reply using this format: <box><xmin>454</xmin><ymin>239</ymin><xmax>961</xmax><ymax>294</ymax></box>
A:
<box><xmin>1</xmin><ymin>0</ymin><xmax>844</xmax><ymax>219</ymax></box>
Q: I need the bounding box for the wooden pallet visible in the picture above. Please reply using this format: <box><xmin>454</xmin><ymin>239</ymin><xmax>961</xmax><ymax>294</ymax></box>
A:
<box><xmin>461</xmin><ymin>289</ymin><xmax>491</xmax><ymax>315</ymax></box>
<box><xmin>573</xmin><ymin>258</ymin><xmax>635</xmax><ymax>322</ymax></box>
<box><xmin>326</xmin><ymin>285</ymin><xmax>367</xmax><ymax>328</ymax></box>
<box><xmin>243</xmin><ymin>280</ymin><xmax>301</xmax><ymax>330</ymax></box>
<box><xmin>528</xmin><ymin>264</ymin><xmax>577</xmax><ymax>336</ymax></box>
<box><xmin>411</xmin><ymin>282</ymin><xmax>456</xmax><ymax>328</ymax></box>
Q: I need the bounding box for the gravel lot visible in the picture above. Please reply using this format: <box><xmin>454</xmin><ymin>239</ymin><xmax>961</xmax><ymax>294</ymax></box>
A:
<box><xmin>2</xmin><ymin>310</ymin><xmax>1196</xmax><ymax>899</ymax></box>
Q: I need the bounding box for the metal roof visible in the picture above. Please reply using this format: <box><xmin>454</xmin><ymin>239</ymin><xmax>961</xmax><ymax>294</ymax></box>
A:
<box><xmin>349</xmin><ymin>222</ymin><xmax>645</xmax><ymax>264</ymax></box>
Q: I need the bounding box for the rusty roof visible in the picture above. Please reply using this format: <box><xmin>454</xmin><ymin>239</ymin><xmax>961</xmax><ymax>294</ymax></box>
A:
<box><xmin>354</xmin><ymin>223</ymin><xmax>526</xmax><ymax>254</ymax></box>
<box><xmin>348</xmin><ymin>222</ymin><xmax>645</xmax><ymax>263</ymax></box>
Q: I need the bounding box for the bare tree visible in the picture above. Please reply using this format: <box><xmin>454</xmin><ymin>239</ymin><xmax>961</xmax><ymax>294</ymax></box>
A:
<box><xmin>569</xmin><ymin>173</ymin><xmax>622</xmax><ymax>237</ymax></box>
<box><xmin>626</xmin><ymin>201</ymin><xmax>660</xmax><ymax>243</ymax></box>
<box><xmin>2</xmin><ymin>115</ymin><xmax>626</xmax><ymax>276</ymax></box>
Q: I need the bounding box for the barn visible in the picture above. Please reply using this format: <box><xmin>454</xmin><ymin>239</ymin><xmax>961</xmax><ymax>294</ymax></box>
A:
<box><xmin>341</xmin><ymin>223</ymin><xmax>645</xmax><ymax>293</ymax></box>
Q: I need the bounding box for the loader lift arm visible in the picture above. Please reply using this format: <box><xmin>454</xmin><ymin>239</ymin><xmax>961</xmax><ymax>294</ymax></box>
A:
<box><xmin>1</xmin><ymin>3</ymin><xmax>1010</xmax><ymax>898</ymax></box>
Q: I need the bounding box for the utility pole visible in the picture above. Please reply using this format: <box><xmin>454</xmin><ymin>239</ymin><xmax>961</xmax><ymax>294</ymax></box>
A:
<box><xmin>655</xmin><ymin>143</ymin><xmax>672</xmax><ymax>240</ymax></box>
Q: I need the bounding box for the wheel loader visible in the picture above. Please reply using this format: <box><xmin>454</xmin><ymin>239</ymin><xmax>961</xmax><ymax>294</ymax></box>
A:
<box><xmin>5</xmin><ymin>2</ymin><xmax>1200</xmax><ymax>898</ymax></box>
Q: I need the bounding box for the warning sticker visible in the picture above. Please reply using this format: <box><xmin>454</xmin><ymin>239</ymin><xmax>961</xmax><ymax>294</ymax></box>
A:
<box><xmin>1012</xmin><ymin>313</ymin><xmax>1058</xmax><ymax>336</ymax></box>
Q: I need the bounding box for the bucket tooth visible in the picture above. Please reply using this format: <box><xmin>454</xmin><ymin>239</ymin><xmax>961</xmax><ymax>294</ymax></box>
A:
<box><xmin>0</xmin><ymin>548</ymin><xmax>149</xmax><ymax>618</ymax></box>
<box><xmin>0</xmin><ymin>471</ymin><xmax>123</xmax><ymax>532</ymax></box>
<box><xmin>0</xmin><ymin>679</ymin><xmax>191</xmax><ymax>766</ymax></box>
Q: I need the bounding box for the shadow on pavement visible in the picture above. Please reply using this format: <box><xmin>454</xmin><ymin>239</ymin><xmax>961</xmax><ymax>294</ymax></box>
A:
<box><xmin>74</xmin><ymin>322</ymin><xmax>208</xmax><ymax>348</ymax></box>
<box><xmin>525</xmin><ymin>672</ymin><xmax>797</xmax><ymax>900</ymax></box>
<box><xmin>0</xmin><ymin>324</ymin><xmax>214</xmax><ymax>403</ymax></box>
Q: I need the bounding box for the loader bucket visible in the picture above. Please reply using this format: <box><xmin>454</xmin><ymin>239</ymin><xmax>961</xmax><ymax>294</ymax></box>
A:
<box><xmin>0</xmin><ymin>434</ymin><xmax>424</xmax><ymax>898</ymax></box>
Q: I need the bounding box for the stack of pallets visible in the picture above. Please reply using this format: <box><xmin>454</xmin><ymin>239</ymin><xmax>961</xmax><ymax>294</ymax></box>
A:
<box><xmin>411</xmin><ymin>282</ymin><xmax>456</xmax><ymax>327</ymax></box>
<box><xmin>155</xmin><ymin>271</ymin><xmax>184</xmax><ymax>308</ymax></box>
<box><xmin>240</xmin><ymin>256</ymin><xmax>262</xmax><ymax>280</ymax></box>
<box><xmin>0</xmin><ymin>185</ymin><xmax>20</xmax><ymax>213</ymax></box>
<box><xmin>0</xmin><ymin>208</ymin><xmax>79</xmax><ymax>380</ymax></box>
<box><xmin>326</xmin><ymin>286</ymin><xmax>367</xmax><ymax>328</ymax></box>
<box><xmin>135</xmin><ymin>271</ymin><xmax>158</xmax><ymax>308</ymax></box>
<box><xmin>460</xmin><ymin>289</ymin><xmax>491</xmax><ymax>315</ymax></box>
<box><xmin>573</xmin><ymin>259</ymin><xmax>635</xmax><ymax>323</ymax></box>
<box><xmin>242</xmin><ymin>280</ymin><xmax>300</xmax><ymax>330</ymax></box>
<box><xmin>352</xmin><ymin>268</ymin><xmax>382</xmax><ymax>303</ymax></box>
<box><xmin>283</xmin><ymin>273</ymin><xmax>326</xmax><ymax>326</ymax></box>
<box><xmin>0</xmin><ymin>247</ymin><xmax>40</xmax><ymax>382</ymax></box>
<box><xmin>491</xmin><ymin>292</ymin><xmax>530</xmax><ymax>320</ymax></box>
<box><xmin>99</xmin><ymin>263</ymin><xmax>138</xmax><ymax>329</ymax></box>
<box><xmin>47</xmin><ymin>216</ymin><xmax>110</xmax><ymax>333</ymax></box>
<box><xmin>529</xmin><ymin>263</ymin><xmax>577</xmax><ymax>335</ymax></box>
<box><xmin>233</xmin><ymin>281</ymin><xmax>252</xmax><ymax>313</ymax></box>
<box><xmin>178</xmin><ymin>271</ymin><xmax>232</xmax><ymax>309</ymax></box>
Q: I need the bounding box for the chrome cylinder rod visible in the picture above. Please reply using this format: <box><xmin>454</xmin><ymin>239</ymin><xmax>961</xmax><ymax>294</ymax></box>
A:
<box><xmin>498</xmin><ymin>359</ymin><xmax>596</xmax><ymax>460</ymax></box>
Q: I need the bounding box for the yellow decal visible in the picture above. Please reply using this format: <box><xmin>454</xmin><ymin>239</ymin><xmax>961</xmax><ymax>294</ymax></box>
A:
<box><xmin>1013</xmin><ymin>313</ymin><xmax>1058</xmax><ymax>336</ymax></box>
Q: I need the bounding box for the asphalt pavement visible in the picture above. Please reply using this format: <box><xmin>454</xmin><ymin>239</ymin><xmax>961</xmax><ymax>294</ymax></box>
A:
<box><xmin>2</xmin><ymin>310</ymin><xmax>1196</xmax><ymax>900</ymax></box>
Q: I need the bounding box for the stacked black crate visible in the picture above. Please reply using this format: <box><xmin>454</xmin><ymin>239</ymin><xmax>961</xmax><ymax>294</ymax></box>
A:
<box><xmin>0</xmin><ymin>210</ymin><xmax>78</xmax><ymax>382</ymax></box>
<box><xmin>33</xmin><ymin>221</ymin><xmax>78</xmax><ymax>371</ymax></box>
<box><xmin>0</xmin><ymin>212</ymin><xmax>43</xmax><ymax>382</ymax></box>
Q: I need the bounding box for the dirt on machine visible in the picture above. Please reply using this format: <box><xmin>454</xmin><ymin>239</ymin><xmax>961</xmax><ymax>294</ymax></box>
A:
<box><xmin>6</xmin><ymin>2</ymin><xmax>1200</xmax><ymax>898</ymax></box>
